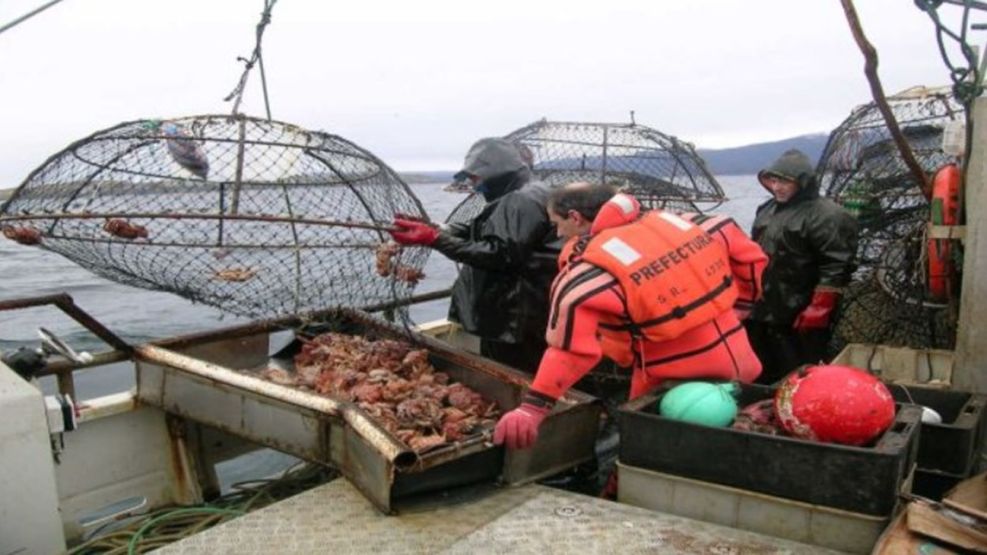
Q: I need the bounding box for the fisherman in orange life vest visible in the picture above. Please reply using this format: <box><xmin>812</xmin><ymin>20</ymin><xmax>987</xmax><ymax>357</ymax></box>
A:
<box><xmin>746</xmin><ymin>150</ymin><xmax>859</xmax><ymax>385</ymax></box>
<box><xmin>494</xmin><ymin>183</ymin><xmax>766</xmax><ymax>450</ymax></box>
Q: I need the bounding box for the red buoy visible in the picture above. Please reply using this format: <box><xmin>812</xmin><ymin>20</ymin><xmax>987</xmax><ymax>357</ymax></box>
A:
<box><xmin>775</xmin><ymin>365</ymin><xmax>895</xmax><ymax>446</ymax></box>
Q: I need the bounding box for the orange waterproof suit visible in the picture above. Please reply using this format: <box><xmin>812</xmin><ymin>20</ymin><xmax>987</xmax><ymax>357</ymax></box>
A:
<box><xmin>531</xmin><ymin>194</ymin><xmax>764</xmax><ymax>402</ymax></box>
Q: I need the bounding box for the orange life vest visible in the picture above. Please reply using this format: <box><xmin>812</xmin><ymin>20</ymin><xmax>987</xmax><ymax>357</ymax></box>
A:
<box><xmin>579</xmin><ymin>211</ymin><xmax>738</xmax><ymax>342</ymax></box>
<box><xmin>558</xmin><ymin>236</ymin><xmax>580</xmax><ymax>271</ymax></box>
<box><xmin>679</xmin><ymin>212</ymin><xmax>766</xmax><ymax>312</ymax></box>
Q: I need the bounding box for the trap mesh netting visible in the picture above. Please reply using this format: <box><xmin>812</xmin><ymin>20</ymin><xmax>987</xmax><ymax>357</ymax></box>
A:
<box><xmin>446</xmin><ymin>120</ymin><xmax>724</xmax><ymax>225</ymax></box>
<box><xmin>0</xmin><ymin>114</ymin><xmax>429</xmax><ymax>318</ymax></box>
<box><xmin>818</xmin><ymin>87</ymin><xmax>962</xmax><ymax>351</ymax></box>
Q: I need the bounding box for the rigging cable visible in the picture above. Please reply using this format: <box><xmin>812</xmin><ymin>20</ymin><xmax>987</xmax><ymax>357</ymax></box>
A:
<box><xmin>916</xmin><ymin>0</ymin><xmax>987</xmax><ymax>224</ymax></box>
<box><xmin>0</xmin><ymin>0</ymin><xmax>68</xmax><ymax>36</ymax></box>
<box><xmin>223</xmin><ymin>0</ymin><xmax>279</xmax><ymax>119</ymax></box>
<box><xmin>916</xmin><ymin>0</ymin><xmax>984</xmax><ymax>105</ymax></box>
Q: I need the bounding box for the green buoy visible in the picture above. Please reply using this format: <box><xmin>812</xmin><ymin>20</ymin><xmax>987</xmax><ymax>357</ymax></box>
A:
<box><xmin>659</xmin><ymin>382</ymin><xmax>739</xmax><ymax>427</ymax></box>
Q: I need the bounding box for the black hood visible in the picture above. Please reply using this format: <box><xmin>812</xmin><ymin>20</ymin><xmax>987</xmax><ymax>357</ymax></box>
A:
<box><xmin>479</xmin><ymin>167</ymin><xmax>532</xmax><ymax>202</ymax></box>
<box><xmin>757</xmin><ymin>149</ymin><xmax>820</xmax><ymax>205</ymax></box>
<box><xmin>454</xmin><ymin>137</ymin><xmax>528</xmax><ymax>182</ymax></box>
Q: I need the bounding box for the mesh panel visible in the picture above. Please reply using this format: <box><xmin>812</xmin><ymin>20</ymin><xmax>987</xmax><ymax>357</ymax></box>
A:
<box><xmin>445</xmin><ymin>120</ymin><xmax>722</xmax><ymax>225</ymax></box>
<box><xmin>817</xmin><ymin>87</ymin><xmax>962</xmax><ymax>351</ymax></box>
<box><xmin>0</xmin><ymin>114</ymin><xmax>429</xmax><ymax>318</ymax></box>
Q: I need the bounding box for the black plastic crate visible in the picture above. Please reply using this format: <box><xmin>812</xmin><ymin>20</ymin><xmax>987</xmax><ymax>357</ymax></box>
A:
<box><xmin>886</xmin><ymin>384</ymin><xmax>987</xmax><ymax>476</ymax></box>
<box><xmin>617</xmin><ymin>383</ymin><xmax>922</xmax><ymax>516</ymax></box>
<box><xmin>911</xmin><ymin>468</ymin><xmax>965</xmax><ymax>501</ymax></box>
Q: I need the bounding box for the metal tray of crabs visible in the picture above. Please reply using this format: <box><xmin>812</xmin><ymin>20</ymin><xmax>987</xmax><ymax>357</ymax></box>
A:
<box><xmin>136</xmin><ymin>308</ymin><xmax>601</xmax><ymax>513</ymax></box>
<box><xmin>263</xmin><ymin>330</ymin><xmax>501</xmax><ymax>454</ymax></box>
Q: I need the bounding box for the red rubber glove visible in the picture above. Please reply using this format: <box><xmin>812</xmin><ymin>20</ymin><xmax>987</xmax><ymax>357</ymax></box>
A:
<box><xmin>793</xmin><ymin>289</ymin><xmax>840</xmax><ymax>332</ymax></box>
<box><xmin>390</xmin><ymin>217</ymin><xmax>439</xmax><ymax>246</ymax></box>
<box><xmin>493</xmin><ymin>402</ymin><xmax>550</xmax><ymax>450</ymax></box>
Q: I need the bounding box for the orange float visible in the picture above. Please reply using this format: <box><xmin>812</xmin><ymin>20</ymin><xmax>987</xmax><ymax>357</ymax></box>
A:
<box><xmin>927</xmin><ymin>163</ymin><xmax>960</xmax><ymax>301</ymax></box>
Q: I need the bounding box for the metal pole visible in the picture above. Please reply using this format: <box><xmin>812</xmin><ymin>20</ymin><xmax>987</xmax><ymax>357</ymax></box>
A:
<box><xmin>953</xmin><ymin>96</ymin><xmax>987</xmax><ymax>393</ymax></box>
<box><xmin>1</xmin><ymin>211</ymin><xmax>398</xmax><ymax>233</ymax></box>
<box><xmin>231</xmin><ymin>118</ymin><xmax>247</xmax><ymax>215</ymax></box>
<box><xmin>0</xmin><ymin>293</ymin><xmax>130</xmax><ymax>352</ymax></box>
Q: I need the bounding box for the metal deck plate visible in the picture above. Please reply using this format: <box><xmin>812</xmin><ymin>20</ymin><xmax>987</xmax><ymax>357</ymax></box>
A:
<box><xmin>158</xmin><ymin>481</ymin><xmax>845</xmax><ymax>554</ymax></box>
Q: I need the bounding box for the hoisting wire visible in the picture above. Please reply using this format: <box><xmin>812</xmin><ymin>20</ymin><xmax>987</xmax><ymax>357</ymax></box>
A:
<box><xmin>0</xmin><ymin>0</ymin><xmax>68</xmax><ymax>37</ymax></box>
<box><xmin>223</xmin><ymin>0</ymin><xmax>278</xmax><ymax>119</ymax></box>
<box><xmin>916</xmin><ymin>0</ymin><xmax>987</xmax><ymax>223</ymax></box>
<box><xmin>916</xmin><ymin>0</ymin><xmax>984</xmax><ymax>105</ymax></box>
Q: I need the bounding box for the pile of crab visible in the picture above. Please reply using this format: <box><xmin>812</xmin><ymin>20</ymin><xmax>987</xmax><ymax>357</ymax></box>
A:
<box><xmin>259</xmin><ymin>332</ymin><xmax>501</xmax><ymax>453</ymax></box>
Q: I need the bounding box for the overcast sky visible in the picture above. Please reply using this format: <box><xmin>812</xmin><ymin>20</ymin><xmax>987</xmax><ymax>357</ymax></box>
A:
<box><xmin>0</xmin><ymin>0</ymin><xmax>977</xmax><ymax>184</ymax></box>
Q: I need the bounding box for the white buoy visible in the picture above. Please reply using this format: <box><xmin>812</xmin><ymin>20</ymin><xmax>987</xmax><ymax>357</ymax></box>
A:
<box><xmin>920</xmin><ymin>406</ymin><xmax>943</xmax><ymax>425</ymax></box>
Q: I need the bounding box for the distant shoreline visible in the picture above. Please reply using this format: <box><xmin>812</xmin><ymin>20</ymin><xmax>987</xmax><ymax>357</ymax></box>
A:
<box><xmin>0</xmin><ymin>134</ymin><xmax>824</xmax><ymax>201</ymax></box>
<box><xmin>0</xmin><ymin>176</ymin><xmax>753</xmax><ymax>202</ymax></box>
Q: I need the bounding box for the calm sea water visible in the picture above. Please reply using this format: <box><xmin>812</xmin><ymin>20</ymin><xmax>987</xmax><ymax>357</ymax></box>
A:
<box><xmin>0</xmin><ymin>176</ymin><xmax>767</xmax><ymax>398</ymax></box>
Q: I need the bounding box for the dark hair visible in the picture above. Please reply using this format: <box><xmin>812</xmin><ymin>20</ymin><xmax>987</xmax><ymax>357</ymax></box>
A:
<box><xmin>548</xmin><ymin>183</ymin><xmax>619</xmax><ymax>221</ymax></box>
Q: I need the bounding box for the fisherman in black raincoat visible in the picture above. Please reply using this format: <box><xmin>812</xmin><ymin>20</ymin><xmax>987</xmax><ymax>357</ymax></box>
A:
<box><xmin>746</xmin><ymin>149</ymin><xmax>859</xmax><ymax>384</ymax></box>
<box><xmin>389</xmin><ymin>138</ymin><xmax>561</xmax><ymax>372</ymax></box>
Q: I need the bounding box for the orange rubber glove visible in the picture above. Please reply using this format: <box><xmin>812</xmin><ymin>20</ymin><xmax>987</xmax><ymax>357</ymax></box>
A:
<box><xmin>793</xmin><ymin>289</ymin><xmax>840</xmax><ymax>332</ymax></box>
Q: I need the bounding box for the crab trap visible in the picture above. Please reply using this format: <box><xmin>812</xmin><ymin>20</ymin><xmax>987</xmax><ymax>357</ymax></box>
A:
<box><xmin>0</xmin><ymin>114</ymin><xmax>429</xmax><ymax>318</ymax></box>
<box><xmin>817</xmin><ymin>87</ymin><xmax>964</xmax><ymax>352</ymax></box>
<box><xmin>446</xmin><ymin>119</ymin><xmax>724</xmax><ymax>226</ymax></box>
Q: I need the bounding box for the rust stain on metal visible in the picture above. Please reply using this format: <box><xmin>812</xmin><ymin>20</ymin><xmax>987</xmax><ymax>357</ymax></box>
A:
<box><xmin>654</xmin><ymin>528</ymin><xmax>777</xmax><ymax>555</ymax></box>
<box><xmin>39</xmin><ymin>350</ymin><xmax>130</xmax><ymax>377</ymax></box>
<box><xmin>165</xmin><ymin>404</ymin><xmax>324</xmax><ymax>462</ymax></box>
<box><xmin>165</xmin><ymin>415</ymin><xmax>191</xmax><ymax>496</ymax></box>
<box><xmin>413</xmin><ymin>434</ymin><xmax>490</xmax><ymax>470</ymax></box>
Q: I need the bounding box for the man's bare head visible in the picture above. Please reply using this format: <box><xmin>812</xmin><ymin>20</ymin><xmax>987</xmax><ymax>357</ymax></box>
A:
<box><xmin>546</xmin><ymin>182</ymin><xmax>618</xmax><ymax>239</ymax></box>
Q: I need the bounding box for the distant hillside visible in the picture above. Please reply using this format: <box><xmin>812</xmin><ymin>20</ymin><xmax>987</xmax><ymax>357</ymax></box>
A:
<box><xmin>396</xmin><ymin>134</ymin><xmax>830</xmax><ymax>180</ymax></box>
<box><xmin>399</xmin><ymin>171</ymin><xmax>456</xmax><ymax>184</ymax></box>
<box><xmin>0</xmin><ymin>135</ymin><xmax>829</xmax><ymax>196</ymax></box>
<box><xmin>698</xmin><ymin>134</ymin><xmax>829</xmax><ymax>175</ymax></box>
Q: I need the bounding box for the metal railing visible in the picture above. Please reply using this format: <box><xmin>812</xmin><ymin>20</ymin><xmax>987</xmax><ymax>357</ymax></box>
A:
<box><xmin>0</xmin><ymin>289</ymin><xmax>452</xmax><ymax>398</ymax></box>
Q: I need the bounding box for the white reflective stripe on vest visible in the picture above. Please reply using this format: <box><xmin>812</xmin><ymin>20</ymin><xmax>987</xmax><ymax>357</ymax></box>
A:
<box><xmin>658</xmin><ymin>211</ymin><xmax>694</xmax><ymax>231</ymax></box>
<box><xmin>600</xmin><ymin>237</ymin><xmax>641</xmax><ymax>266</ymax></box>
<box><xmin>610</xmin><ymin>194</ymin><xmax>636</xmax><ymax>214</ymax></box>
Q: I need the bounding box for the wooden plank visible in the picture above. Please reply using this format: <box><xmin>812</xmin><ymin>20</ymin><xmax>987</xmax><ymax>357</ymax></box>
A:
<box><xmin>928</xmin><ymin>223</ymin><xmax>967</xmax><ymax>241</ymax></box>
<box><xmin>873</xmin><ymin>509</ymin><xmax>960</xmax><ymax>554</ymax></box>
<box><xmin>944</xmin><ymin>472</ymin><xmax>987</xmax><ymax>521</ymax></box>
<box><xmin>907</xmin><ymin>501</ymin><xmax>987</xmax><ymax>553</ymax></box>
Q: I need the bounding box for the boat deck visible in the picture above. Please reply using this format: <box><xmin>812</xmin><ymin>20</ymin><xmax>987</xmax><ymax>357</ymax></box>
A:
<box><xmin>157</xmin><ymin>480</ymin><xmax>844</xmax><ymax>554</ymax></box>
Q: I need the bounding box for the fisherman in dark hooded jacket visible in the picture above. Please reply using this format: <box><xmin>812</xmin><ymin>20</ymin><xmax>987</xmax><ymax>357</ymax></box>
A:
<box><xmin>746</xmin><ymin>149</ymin><xmax>859</xmax><ymax>384</ymax></box>
<box><xmin>389</xmin><ymin>138</ymin><xmax>561</xmax><ymax>372</ymax></box>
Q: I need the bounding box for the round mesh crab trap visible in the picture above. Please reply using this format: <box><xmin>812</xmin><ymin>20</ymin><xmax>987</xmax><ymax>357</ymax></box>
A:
<box><xmin>0</xmin><ymin>114</ymin><xmax>429</xmax><ymax>318</ymax></box>
<box><xmin>817</xmin><ymin>87</ymin><xmax>962</xmax><ymax>351</ymax></box>
<box><xmin>445</xmin><ymin>120</ymin><xmax>724</xmax><ymax>225</ymax></box>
